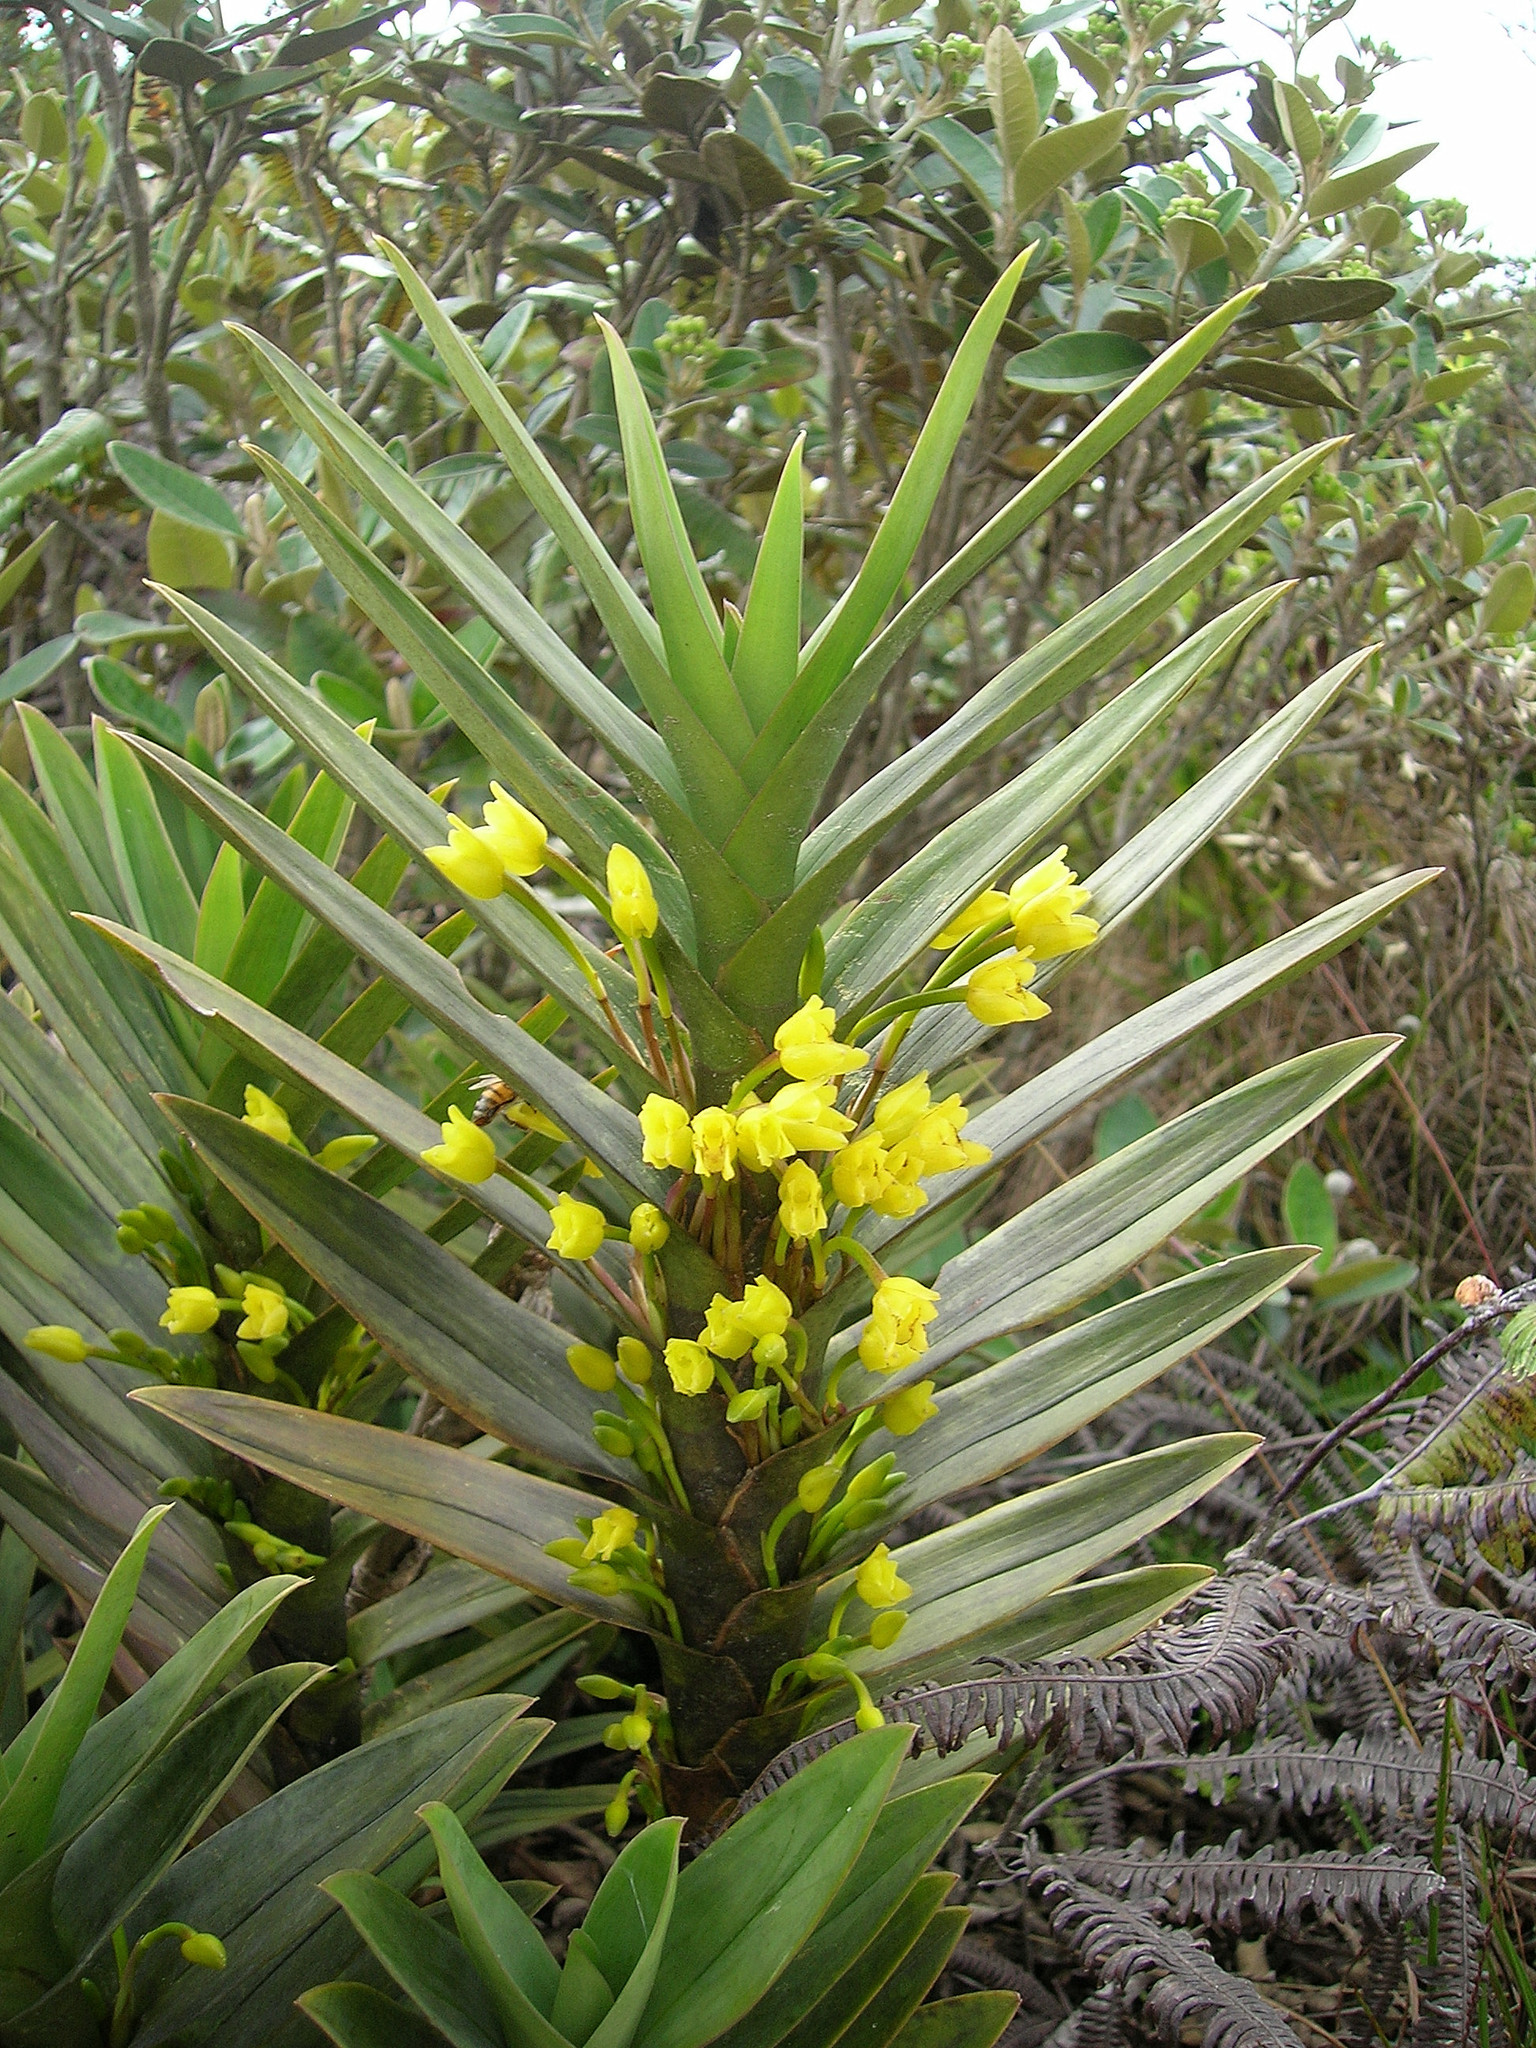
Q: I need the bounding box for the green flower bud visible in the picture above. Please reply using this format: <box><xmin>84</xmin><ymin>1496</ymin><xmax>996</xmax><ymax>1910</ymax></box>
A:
<box><xmin>726</xmin><ymin>1387</ymin><xmax>772</xmax><ymax>1423</ymax></box>
<box><xmin>753</xmin><ymin>1333</ymin><xmax>788</xmax><ymax>1370</ymax></box>
<box><xmin>25</xmin><ymin>1325</ymin><xmax>89</xmax><ymax>1363</ymax></box>
<box><xmin>845</xmin><ymin>1453</ymin><xmax>893</xmax><ymax>1505</ymax></box>
<box><xmin>594</xmin><ymin>1425</ymin><xmax>636</xmax><ymax>1457</ymax></box>
<box><xmin>568</xmin><ymin>1343</ymin><xmax>617</xmax><ymax>1392</ymax></box>
<box><xmin>577</xmin><ymin>1674</ymin><xmax>630</xmax><ymax>1699</ymax></box>
<box><xmin>604</xmin><ymin>1790</ymin><xmax>631</xmax><ymax>1837</ymax></box>
<box><xmin>616</xmin><ymin>1337</ymin><xmax>654</xmax><ymax>1384</ymax></box>
<box><xmin>180</xmin><ymin>1933</ymin><xmax>227</xmax><ymax>1969</ymax></box>
<box><xmin>620</xmin><ymin>1711</ymin><xmax>653</xmax><ymax>1748</ymax></box>
<box><xmin>543</xmin><ymin>1537</ymin><xmax>588</xmax><ymax>1565</ymax></box>
<box><xmin>569</xmin><ymin>1563</ymin><xmax>623</xmax><ymax>1595</ymax></box>
<box><xmin>868</xmin><ymin>1609</ymin><xmax>907</xmax><ymax>1649</ymax></box>
<box><xmin>798</xmin><ymin>1465</ymin><xmax>841</xmax><ymax>1514</ymax></box>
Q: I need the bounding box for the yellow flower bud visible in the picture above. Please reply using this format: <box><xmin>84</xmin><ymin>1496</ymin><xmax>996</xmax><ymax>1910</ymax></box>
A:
<box><xmin>964</xmin><ymin>952</ymin><xmax>1050</xmax><ymax>1025</ymax></box>
<box><xmin>546</xmin><ymin>1193</ymin><xmax>608</xmax><ymax>1261</ymax></box>
<box><xmin>616</xmin><ymin>1336</ymin><xmax>654</xmax><ymax>1384</ymax></box>
<box><xmin>567</xmin><ymin>1343</ymin><xmax>617</xmax><ymax>1391</ymax></box>
<box><xmin>773</xmin><ymin>996</ymin><xmax>869</xmax><ymax>1082</ymax></box>
<box><xmin>242</xmin><ymin>1085</ymin><xmax>293</xmax><ymax>1147</ymax></box>
<box><xmin>754</xmin><ymin>1333</ymin><xmax>788</xmax><ymax>1370</ymax></box>
<box><xmin>880</xmin><ymin>1379</ymin><xmax>938</xmax><ymax>1436</ymax></box>
<box><xmin>855</xmin><ymin>1703</ymin><xmax>886</xmax><ymax>1730</ymax></box>
<box><xmin>893</xmin><ymin>1098</ymin><xmax>991</xmax><ymax>1177</ymax></box>
<box><xmin>685</xmin><ymin>1107</ymin><xmax>736</xmax><ymax>1184</ymax></box>
<box><xmin>736</xmin><ymin>1101</ymin><xmax>794</xmax><ymax>1172</ymax></box>
<box><xmin>868</xmin><ymin>1609</ymin><xmax>907</xmax><ymax>1649</ymax></box>
<box><xmin>628</xmin><ymin>1201</ymin><xmax>670</xmax><ymax>1252</ymax></box>
<box><xmin>619</xmin><ymin>1711</ymin><xmax>653</xmax><ymax>1748</ymax></box>
<box><xmin>421</xmin><ymin>1105</ymin><xmax>498</xmax><ymax>1182</ymax></box>
<box><xmin>480</xmin><ymin>783</ymin><xmax>548</xmax><ymax>875</ymax></box>
<box><xmin>855</xmin><ymin>1541</ymin><xmax>912</xmax><ymax>1609</ymax></box>
<box><xmin>931</xmin><ymin>889</ymin><xmax>1009</xmax><ymax>949</ymax></box>
<box><xmin>237</xmin><ymin>1284</ymin><xmax>288</xmax><ymax>1342</ymax></box>
<box><xmin>159</xmin><ymin>1287</ymin><xmax>221</xmax><ymax>1337</ymax></box>
<box><xmin>179</xmin><ymin>1933</ymin><xmax>227</xmax><ymax>1970</ymax></box>
<box><xmin>314</xmin><ymin>1133</ymin><xmax>377</xmax><ymax>1173</ymax></box>
<box><xmin>1007</xmin><ymin>848</ymin><xmax>1098</xmax><ymax>959</ymax></box>
<box><xmin>424</xmin><ymin>817</ymin><xmax>506</xmax><ymax>899</ymax></box>
<box><xmin>798</xmin><ymin>1464</ymin><xmax>840</xmax><ymax>1514</ymax></box>
<box><xmin>832</xmin><ymin>1133</ymin><xmax>893</xmax><ymax>1210</ymax></box>
<box><xmin>778</xmin><ymin>1160</ymin><xmax>827</xmax><ymax>1243</ymax></box>
<box><xmin>604</xmin><ymin>1791</ymin><xmax>631</xmax><ymax>1837</ymax></box>
<box><xmin>665</xmin><ymin>1338</ymin><xmax>715</xmax><ymax>1396</ymax></box>
<box><xmin>639</xmin><ymin>1095</ymin><xmax>694</xmax><ymax>1172</ymax></box>
<box><xmin>26</xmin><ymin>1324</ymin><xmax>90</xmax><ymax>1362</ymax></box>
<box><xmin>583</xmin><ymin>1505</ymin><xmax>638</xmax><ymax>1560</ymax></box>
<box><xmin>607</xmin><ymin>844</ymin><xmax>658</xmax><ymax>939</ymax></box>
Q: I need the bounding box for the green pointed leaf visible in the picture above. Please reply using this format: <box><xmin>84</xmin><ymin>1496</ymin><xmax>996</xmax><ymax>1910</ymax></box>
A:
<box><xmin>146</xmin><ymin>511</ymin><xmax>234</xmax><ymax>591</ymax></box>
<box><xmin>93</xmin><ymin>722</ymin><xmax>199</xmax><ymax>959</ymax></box>
<box><xmin>871</xmin><ymin>1250</ymin><xmax>1310</xmax><ymax>1519</ymax></box>
<box><xmin>919</xmin><ymin>117</ymin><xmax>1003</xmax><ymax>212</ymax></box>
<box><xmin>362</xmin><ymin>1610</ymin><xmax>592</xmax><ymax>1740</ymax></box>
<box><xmin>378</xmin><ymin>242</ymin><xmax>670</xmax><ymax>702</ymax></box>
<box><xmin>732</xmin><ymin>439</ymin><xmax>804</xmax><ymax>731</ymax></box>
<box><xmin>126</xmin><ymin>1388</ymin><xmax>644</xmax><ymax>1627</ymax></box>
<box><xmin>0</xmin><ymin>527</ymin><xmax>53</xmax><ymax>618</ymax></box>
<box><xmin>323</xmin><ymin>1869</ymin><xmax>506</xmax><ymax>2048</ymax></box>
<box><xmin>856</xmin><ymin>1037</ymin><xmax>1397</xmax><ymax>1394</ymax></box>
<box><xmin>986</xmin><ymin>27</ymin><xmax>1040</xmax><ymax>172</ymax></box>
<box><xmin>713</xmin><ymin>1778</ymin><xmax>988</xmax><ymax>2048</ymax></box>
<box><xmin>53</xmin><ymin>1573</ymin><xmax>302</xmax><ymax>1840</ymax></box>
<box><xmin>423</xmin><ymin>1800</ymin><xmax>564</xmax><ymax>2032</ymax></box>
<box><xmin>156</xmin><ymin>1096</ymin><xmax>629</xmax><ymax>1479</ymax></box>
<box><xmin>226</xmin><ymin>325</ymin><xmax>684</xmax><ymax>813</ymax></box>
<box><xmin>1005</xmin><ymin>331</ymin><xmax>1152</xmax><ymax>394</ymax></box>
<box><xmin>851</xmin><ymin>1436</ymin><xmax>1258</xmax><ymax>1681</ymax></box>
<box><xmin>108</xmin><ymin>442</ymin><xmax>243</xmax><ymax>537</ymax></box>
<box><xmin>868</xmin><ymin>867</ymin><xmax>1435</xmax><ymax>1268</ymax></box>
<box><xmin>598</xmin><ymin>321</ymin><xmax>758</xmax><ymax>802</ymax></box>
<box><xmin>151</xmin><ymin>589</ymin><xmax>643</xmax><ymax>1057</ymax></box>
<box><xmin>552</xmin><ymin>1927</ymin><xmax>618</xmax><ymax>2045</ymax></box>
<box><xmin>129</xmin><ymin>1700</ymin><xmax>550</xmax><ymax>2048</ymax></box>
<box><xmin>584</xmin><ymin>1819</ymin><xmax>683</xmax><ymax>2048</ymax></box>
<box><xmin>50</xmin><ymin>1662</ymin><xmax>323</xmax><ymax>1968</ymax></box>
<box><xmin>114</xmin><ymin>736</ymin><xmax>658</xmax><ymax>1199</ymax></box>
<box><xmin>636</xmin><ymin>1726</ymin><xmax>912</xmax><ymax>2048</ymax></box>
<box><xmin>219</xmin><ymin>765</ymin><xmax>352</xmax><ymax>1005</ymax></box>
<box><xmin>796</xmin><ymin>439</ymin><xmax>1338</xmax><ymax>893</ymax></box>
<box><xmin>1283</xmin><ymin>1159</ymin><xmax>1337</xmax><ymax>1270</ymax></box>
<box><xmin>804</xmin><ymin>1901</ymin><xmax>967</xmax><ymax>2048</ymax></box>
<box><xmin>860</xmin><ymin>649</ymin><xmax>1379</xmax><ymax>1127</ymax></box>
<box><xmin>300</xmin><ymin>1983</ymin><xmax>445</xmax><ymax>2048</ymax></box>
<box><xmin>755</xmin><ymin>252</ymin><xmax>1029</xmax><ymax>783</ymax></box>
<box><xmin>0</xmin><ymin>633</ymin><xmax>79</xmax><ymax>707</ymax></box>
<box><xmin>0</xmin><ymin>1504</ymin><xmax>169</xmax><ymax>1887</ymax></box>
<box><xmin>747</xmin><ymin>292</ymin><xmax>1264</xmax><ymax>849</ymax></box>
<box><xmin>16</xmin><ymin>701</ymin><xmax>126</xmax><ymax>919</ymax></box>
<box><xmin>193</xmin><ymin>840</ymin><xmax>244</xmax><ymax>977</ymax></box>
<box><xmin>348</xmin><ymin>1560</ymin><xmax>532</xmax><ymax>1668</ymax></box>
<box><xmin>821</xmin><ymin>589</ymin><xmax>1285</xmax><ymax>1012</ymax></box>
<box><xmin>883</xmin><ymin>1994</ymin><xmax>1016</xmax><ymax>2048</ymax></box>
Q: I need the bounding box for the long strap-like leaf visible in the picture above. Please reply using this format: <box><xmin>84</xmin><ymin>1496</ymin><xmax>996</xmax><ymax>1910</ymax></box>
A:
<box><xmin>120</xmin><ymin>737</ymin><xmax>659</xmax><ymax>1201</ymax></box>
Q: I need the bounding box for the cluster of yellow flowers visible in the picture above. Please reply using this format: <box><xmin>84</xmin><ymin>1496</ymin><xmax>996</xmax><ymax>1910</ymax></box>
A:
<box><xmin>421</xmin><ymin>783</ymin><xmax>548</xmax><ymax>899</ymax></box>
<box><xmin>663</xmin><ymin>1275</ymin><xmax>793</xmax><ymax>1396</ymax></box>
<box><xmin>932</xmin><ymin>846</ymin><xmax>1099</xmax><ymax>1024</ymax></box>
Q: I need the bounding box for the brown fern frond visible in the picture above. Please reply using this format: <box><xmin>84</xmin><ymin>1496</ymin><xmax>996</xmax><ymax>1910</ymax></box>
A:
<box><xmin>1030</xmin><ymin>1869</ymin><xmax>1299</xmax><ymax>2048</ymax></box>
<box><xmin>1406</xmin><ymin>1831</ymin><xmax>1507</xmax><ymax>2048</ymax></box>
<box><xmin>738</xmin><ymin>1570</ymin><xmax>1308</xmax><ymax>1812</ymax></box>
<box><xmin>1038</xmin><ymin>1831</ymin><xmax>1442</xmax><ymax>1935</ymax></box>
<box><xmin>1182</xmin><ymin>1730</ymin><xmax>1536</xmax><ymax>1845</ymax></box>
<box><xmin>1376</xmin><ymin>1466</ymin><xmax>1536</xmax><ymax>1568</ymax></box>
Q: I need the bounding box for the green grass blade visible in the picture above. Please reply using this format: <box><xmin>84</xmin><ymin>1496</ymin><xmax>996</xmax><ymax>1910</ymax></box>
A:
<box><xmin>732</xmin><ymin>437</ymin><xmax>804</xmax><ymax>731</ymax></box>
<box><xmin>93</xmin><ymin>722</ymin><xmax>199</xmax><ymax>961</ymax></box>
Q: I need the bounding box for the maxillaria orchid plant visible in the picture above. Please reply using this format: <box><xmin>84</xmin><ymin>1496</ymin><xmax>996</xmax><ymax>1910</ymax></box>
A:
<box><xmin>24</xmin><ymin>242</ymin><xmax>1427</xmax><ymax>1823</ymax></box>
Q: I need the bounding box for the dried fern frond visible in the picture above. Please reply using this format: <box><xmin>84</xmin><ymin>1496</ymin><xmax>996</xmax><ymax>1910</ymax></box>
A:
<box><xmin>1033</xmin><ymin>1830</ymin><xmax>1442</xmax><ymax>1935</ymax></box>
<box><xmin>1406</xmin><ymin>1830</ymin><xmax>1507</xmax><ymax>2048</ymax></box>
<box><xmin>1182</xmin><ymin>1730</ymin><xmax>1536</xmax><ymax>1846</ymax></box>
<box><xmin>1377</xmin><ymin>1465</ymin><xmax>1536</xmax><ymax>1569</ymax></box>
<box><xmin>1030</xmin><ymin>1868</ymin><xmax>1299</xmax><ymax>2048</ymax></box>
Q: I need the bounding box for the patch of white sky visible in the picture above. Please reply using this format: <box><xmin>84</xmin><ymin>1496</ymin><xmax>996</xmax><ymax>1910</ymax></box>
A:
<box><xmin>221</xmin><ymin>0</ymin><xmax>1536</xmax><ymax>257</ymax></box>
